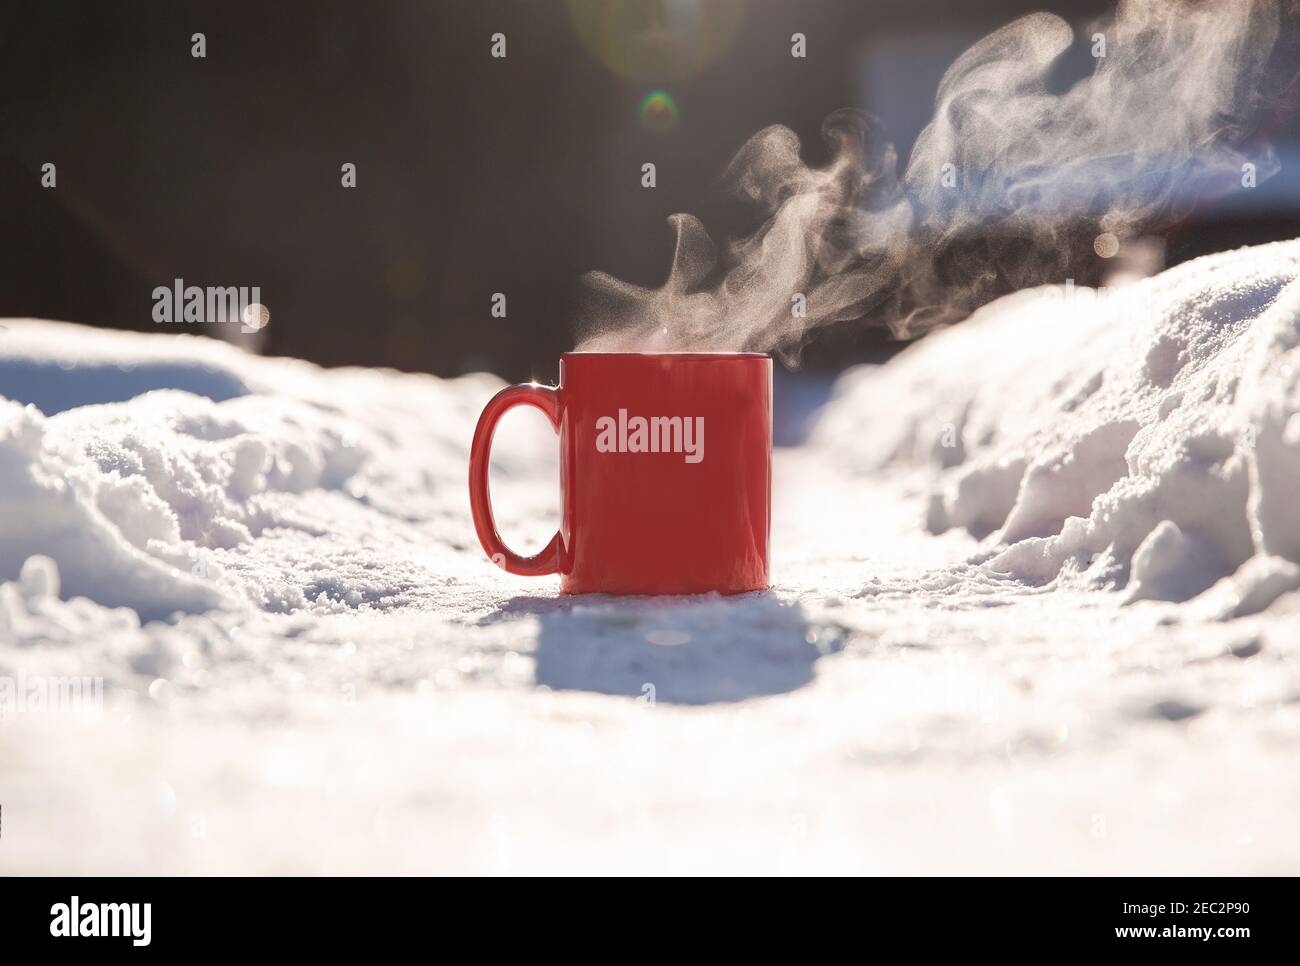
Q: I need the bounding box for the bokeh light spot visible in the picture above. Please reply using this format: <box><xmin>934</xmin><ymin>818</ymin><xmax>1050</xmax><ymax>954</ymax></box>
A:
<box><xmin>567</xmin><ymin>0</ymin><xmax>745</xmax><ymax>83</ymax></box>
<box><xmin>1094</xmin><ymin>232</ymin><xmax>1121</xmax><ymax>259</ymax></box>
<box><xmin>242</xmin><ymin>303</ymin><xmax>271</xmax><ymax>331</ymax></box>
<box><xmin>639</xmin><ymin>89</ymin><xmax>679</xmax><ymax>133</ymax></box>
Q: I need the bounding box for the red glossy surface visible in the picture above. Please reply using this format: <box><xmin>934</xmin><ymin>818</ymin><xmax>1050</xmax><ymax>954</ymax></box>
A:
<box><xmin>467</xmin><ymin>383</ymin><xmax>563</xmax><ymax>576</ymax></box>
<box><xmin>469</xmin><ymin>352</ymin><xmax>771</xmax><ymax>595</ymax></box>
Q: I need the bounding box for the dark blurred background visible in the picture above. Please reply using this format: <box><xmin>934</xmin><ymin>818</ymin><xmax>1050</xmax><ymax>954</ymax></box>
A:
<box><xmin>1</xmin><ymin>0</ymin><xmax>1298</xmax><ymax>383</ymax></box>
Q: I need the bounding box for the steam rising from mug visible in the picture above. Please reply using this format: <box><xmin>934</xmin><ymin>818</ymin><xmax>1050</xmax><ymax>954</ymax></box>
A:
<box><xmin>576</xmin><ymin>0</ymin><xmax>1286</xmax><ymax>360</ymax></box>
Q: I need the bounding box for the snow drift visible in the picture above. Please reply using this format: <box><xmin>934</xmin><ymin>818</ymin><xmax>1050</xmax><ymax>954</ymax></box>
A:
<box><xmin>0</xmin><ymin>321</ymin><xmax>548</xmax><ymax>626</ymax></box>
<box><xmin>815</xmin><ymin>239</ymin><xmax>1300</xmax><ymax>617</ymax></box>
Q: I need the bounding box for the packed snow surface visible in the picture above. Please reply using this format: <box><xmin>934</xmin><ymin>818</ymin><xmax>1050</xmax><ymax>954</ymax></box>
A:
<box><xmin>3</xmin><ymin>241</ymin><xmax>1300</xmax><ymax>874</ymax></box>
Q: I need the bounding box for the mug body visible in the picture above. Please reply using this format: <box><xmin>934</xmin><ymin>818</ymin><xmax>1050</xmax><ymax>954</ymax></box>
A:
<box><xmin>558</xmin><ymin>352</ymin><xmax>771</xmax><ymax>595</ymax></box>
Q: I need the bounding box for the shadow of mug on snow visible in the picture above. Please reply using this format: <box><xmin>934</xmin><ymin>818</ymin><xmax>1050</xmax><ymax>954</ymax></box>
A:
<box><xmin>531</xmin><ymin>592</ymin><xmax>828</xmax><ymax>705</ymax></box>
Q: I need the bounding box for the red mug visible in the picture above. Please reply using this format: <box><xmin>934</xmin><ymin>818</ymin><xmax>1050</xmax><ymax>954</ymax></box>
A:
<box><xmin>469</xmin><ymin>352</ymin><xmax>771</xmax><ymax>594</ymax></box>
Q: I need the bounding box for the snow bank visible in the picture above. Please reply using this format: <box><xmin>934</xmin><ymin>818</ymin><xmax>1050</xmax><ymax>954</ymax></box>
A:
<box><xmin>0</xmin><ymin>321</ymin><xmax>545</xmax><ymax>621</ymax></box>
<box><xmin>815</xmin><ymin>240</ymin><xmax>1300</xmax><ymax>616</ymax></box>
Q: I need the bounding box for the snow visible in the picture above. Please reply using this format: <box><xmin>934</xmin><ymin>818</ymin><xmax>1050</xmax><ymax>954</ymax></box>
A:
<box><xmin>817</xmin><ymin>240</ymin><xmax>1300</xmax><ymax>615</ymax></box>
<box><xmin>3</xmin><ymin>241</ymin><xmax>1300</xmax><ymax>874</ymax></box>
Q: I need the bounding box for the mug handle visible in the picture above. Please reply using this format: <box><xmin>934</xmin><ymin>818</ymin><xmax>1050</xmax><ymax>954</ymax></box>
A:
<box><xmin>468</xmin><ymin>383</ymin><xmax>563</xmax><ymax>575</ymax></box>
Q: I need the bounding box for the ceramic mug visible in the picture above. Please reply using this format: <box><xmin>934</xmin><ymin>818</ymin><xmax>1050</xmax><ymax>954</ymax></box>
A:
<box><xmin>469</xmin><ymin>352</ymin><xmax>771</xmax><ymax>594</ymax></box>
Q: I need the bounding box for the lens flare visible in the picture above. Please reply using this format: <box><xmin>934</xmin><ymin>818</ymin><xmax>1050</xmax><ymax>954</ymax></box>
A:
<box><xmin>1094</xmin><ymin>232</ymin><xmax>1121</xmax><ymax>258</ymax></box>
<box><xmin>567</xmin><ymin>0</ymin><xmax>745</xmax><ymax>83</ymax></box>
<box><xmin>242</xmin><ymin>302</ymin><xmax>271</xmax><ymax>331</ymax></box>
<box><xmin>639</xmin><ymin>89</ymin><xmax>678</xmax><ymax>133</ymax></box>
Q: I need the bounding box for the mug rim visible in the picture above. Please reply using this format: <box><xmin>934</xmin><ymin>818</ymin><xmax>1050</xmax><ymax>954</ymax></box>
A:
<box><xmin>562</xmin><ymin>350</ymin><xmax>769</xmax><ymax>359</ymax></box>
